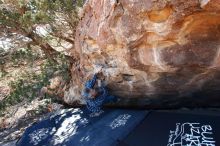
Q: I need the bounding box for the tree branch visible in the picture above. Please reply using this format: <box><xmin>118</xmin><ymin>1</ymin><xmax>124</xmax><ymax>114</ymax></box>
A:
<box><xmin>53</xmin><ymin>33</ymin><xmax>75</xmax><ymax>44</ymax></box>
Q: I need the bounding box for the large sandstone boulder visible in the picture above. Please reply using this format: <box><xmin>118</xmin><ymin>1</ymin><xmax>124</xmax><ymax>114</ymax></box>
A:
<box><xmin>69</xmin><ymin>0</ymin><xmax>220</xmax><ymax>107</ymax></box>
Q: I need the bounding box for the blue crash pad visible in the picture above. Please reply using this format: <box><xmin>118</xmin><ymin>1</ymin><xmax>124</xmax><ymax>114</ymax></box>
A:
<box><xmin>17</xmin><ymin>108</ymin><xmax>148</xmax><ymax>146</ymax></box>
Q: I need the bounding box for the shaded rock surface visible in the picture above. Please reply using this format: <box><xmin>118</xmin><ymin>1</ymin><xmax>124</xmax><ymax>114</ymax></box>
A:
<box><xmin>69</xmin><ymin>0</ymin><xmax>220</xmax><ymax>107</ymax></box>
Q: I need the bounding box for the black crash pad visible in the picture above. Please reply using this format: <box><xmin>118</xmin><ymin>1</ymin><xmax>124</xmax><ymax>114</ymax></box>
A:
<box><xmin>118</xmin><ymin>111</ymin><xmax>220</xmax><ymax>146</ymax></box>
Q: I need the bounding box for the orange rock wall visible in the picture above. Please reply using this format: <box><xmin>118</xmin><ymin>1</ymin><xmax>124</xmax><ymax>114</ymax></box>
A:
<box><xmin>71</xmin><ymin>0</ymin><xmax>220</xmax><ymax>107</ymax></box>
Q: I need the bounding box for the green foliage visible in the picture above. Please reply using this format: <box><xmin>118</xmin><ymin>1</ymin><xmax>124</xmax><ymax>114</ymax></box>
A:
<box><xmin>25</xmin><ymin>0</ymin><xmax>83</xmax><ymax>23</ymax></box>
<box><xmin>1</xmin><ymin>0</ymin><xmax>83</xmax><ymax>32</ymax></box>
<box><xmin>0</xmin><ymin>8</ymin><xmax>21</xmax><ymax>27</ymax></box>
<box><xmin>10</xmin><ymin>48</ymin><xmax>40</xmax><ymax>65</ymax></box>
<box><xmin>0</xmin><ymin>51</ymin><xmax>71</xmax><ymax>116</ymax></box>
<box><xmin>0</xmin><ymin>0</ymin><xmax>83</xmax><ymax>116</ymax></box>
<box><xmin>0</xmin><ymin>48</ymin><xmax>8</xmax><ymax>78</ymax></box>
<box><xmin>40</xmin><ymin>53</ymin><xmax>71</xmax><ymax>84</ymax></box>
<box><xmin>0</xmin><ymin>78</ymin><xmax>35</xmax><ymax>116</ymax></box>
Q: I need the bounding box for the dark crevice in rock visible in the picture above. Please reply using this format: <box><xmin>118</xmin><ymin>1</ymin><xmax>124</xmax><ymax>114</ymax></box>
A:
<box><xmin>122</xmin><ymin>74</ymin><xmax>134</xmax><ymax>81</ymax></box>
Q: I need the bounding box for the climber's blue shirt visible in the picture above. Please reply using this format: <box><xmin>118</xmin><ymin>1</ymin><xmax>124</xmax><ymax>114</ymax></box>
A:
<box><xmin>83</xmin><ymin>74</ymin><xmax>116</xmax><ymax>113</ymax></box>
<box><xmin>85</xmin><ymin>74</ymin><xmax>98</xmax><ymax>90</ymax></box>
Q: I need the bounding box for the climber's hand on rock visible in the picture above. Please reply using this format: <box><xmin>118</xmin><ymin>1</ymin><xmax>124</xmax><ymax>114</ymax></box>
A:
<box><xmin>97</xmin><ymin>71</ymin><xmax>104</xmax><ymax>79</ymax></box>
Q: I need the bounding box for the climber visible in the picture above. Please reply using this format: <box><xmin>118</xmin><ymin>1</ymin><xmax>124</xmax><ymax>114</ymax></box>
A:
<box><xmin>82</xmin><ymin>71</ymin><xmax>117</xmax><ymax>116</ymax></box>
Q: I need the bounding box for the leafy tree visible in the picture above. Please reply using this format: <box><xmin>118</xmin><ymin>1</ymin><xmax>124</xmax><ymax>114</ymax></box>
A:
<box><xmin>0</xmin><ymin>0</ymin><xmax>84</xmax><ymax>114</ymax></box>
<box><xmin>0</xmin><ymin>0</ymin><xmax>83</xmax><ymax>59</ymax></box>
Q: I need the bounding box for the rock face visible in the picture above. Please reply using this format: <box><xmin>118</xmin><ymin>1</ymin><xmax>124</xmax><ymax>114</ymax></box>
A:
<box><xmin>70</xmin><ymin>0</ymin><xmax>220</xmax><ymax>107</ymax></box>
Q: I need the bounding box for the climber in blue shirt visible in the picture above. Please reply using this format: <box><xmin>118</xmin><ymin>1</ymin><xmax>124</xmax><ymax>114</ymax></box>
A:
<box><xmin>82</xmin><ymin>72</ymin><xmax>117</xmax><ymax>115</ymax></box>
